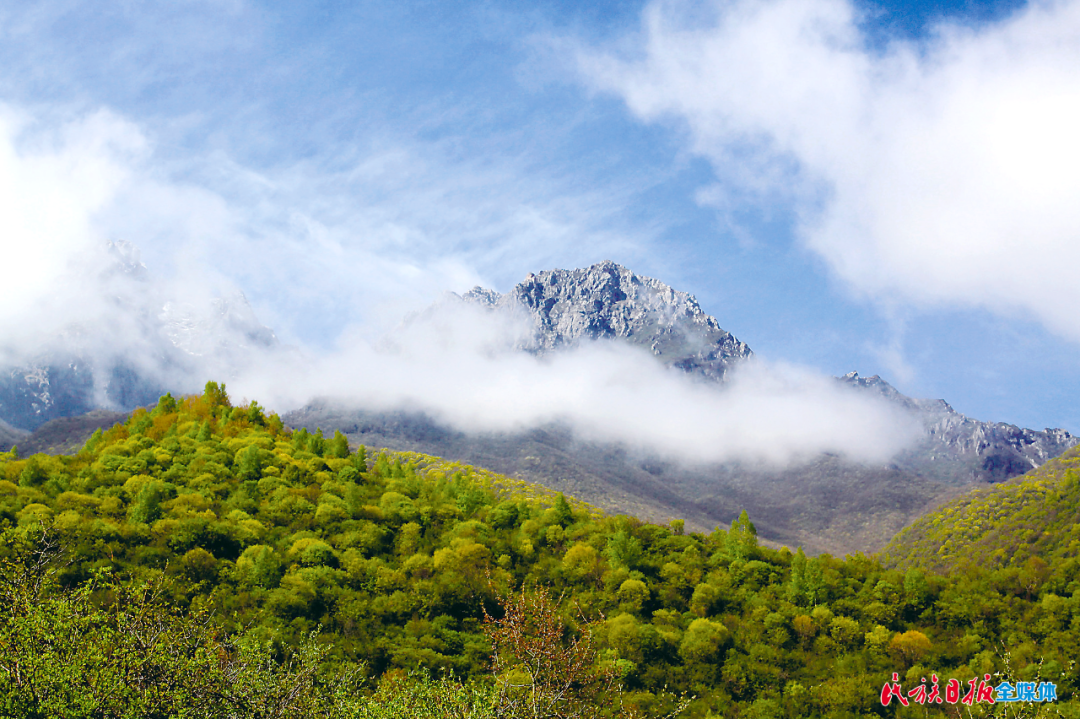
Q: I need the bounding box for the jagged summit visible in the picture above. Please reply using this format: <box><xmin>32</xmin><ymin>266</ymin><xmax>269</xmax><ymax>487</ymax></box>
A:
<box><xmin>841</xmin><ymin>370</ymin><xmax>946</xmax><ymax>412</ymax></box>
<box><xmin>460</xmin><ymin>261</ymin><xmax>752</xmax><ymax>381</ymax></box>
<box><xmin>103</xmin><ymin>239</ymin><xmax>149</xmax><ymax>280</ymax></box>
<box><xmin>840</xmin><ymin>371</ymin><xmax>1078</xmax><ymax>482</ymax></box>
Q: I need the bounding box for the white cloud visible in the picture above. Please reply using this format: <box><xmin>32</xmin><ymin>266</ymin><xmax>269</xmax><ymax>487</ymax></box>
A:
<box><xmin>578</xmin><ymin>0</ymin><xmax>1080</xmax><ymax>340</ymax></box>
<box><xmin>0</xmin><ymin>106</ymin><xmax>144</xmax><ymax>334</ymax></box>
<box><xmin>232</xmin><ymin>301</ymin><xmax>921</xmax><ymax>467</ymax></box>
<box><xmin>0</xmin><ymin>18</ymin><xmax>923</xmax><ymax>463</ymax></box>
<box><xmin>0</xmin><ymin>91</ymin><xmax>647</xmax><ymax>346</ymax></box>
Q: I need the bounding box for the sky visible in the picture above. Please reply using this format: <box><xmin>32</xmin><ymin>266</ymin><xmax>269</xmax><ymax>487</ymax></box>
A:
<box><xmin>1</xmin><ymin>0</ymin><xmax>1079</xmax><ymax>441</ymax></box>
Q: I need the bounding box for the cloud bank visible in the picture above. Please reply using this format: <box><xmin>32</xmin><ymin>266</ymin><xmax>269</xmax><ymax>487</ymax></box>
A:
<box><xmin>578</xmin><ymin>0</ymin><xmax>1080</xmax><ymax>340</ymax></box>
<box><xmin>229</xmin><ymin>300</ymin><xmax>922</xmax><ymax>467</ymax></box>
<box><xmin>0</xmin><ymin>93</ymin><xmax>640</xmax><ymax>353</ymax></box>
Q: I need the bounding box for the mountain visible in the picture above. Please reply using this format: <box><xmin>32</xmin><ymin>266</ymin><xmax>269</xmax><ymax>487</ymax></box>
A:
<box><xmin>287</xmin><ymin>261</ymin><xmax>1077</xmax><ymax>555</ymax></box>
<box><xmin>0</xmin><ymin>241</ymin><xmax>279</xmax><ymax>431</ymax></box>
<box><xmin>0</xmin><ymin>417</ymin><xmax>28</xmax><ymax>454</ymax></box>
<box><xmin>841</xmin><ymin>371</ymin><xmax>1077</xmax><ymax>484</ymax></box>
<box><xmin>14</xmin><ymin>409</ymin><xmax>130</xmax><ymax>456</ymax></box>
<box><xmin>882</xmin><ymin>444</ymin><xmax>1080</xmax><ymax>573</ymax></box>
<box><xmin>6</xmin><ymin>387</ymin><xmax>1075</xmax><ymax>717</ymax></box>
<box><xmin>457</xmin><ymin>260</ymin><xmax>752</xmax><ymax>380</ymax></box>
<box><xmin>5</xmin><ymin>252</ymin><xmax>1076</xmax><ymax>555</ymax></box>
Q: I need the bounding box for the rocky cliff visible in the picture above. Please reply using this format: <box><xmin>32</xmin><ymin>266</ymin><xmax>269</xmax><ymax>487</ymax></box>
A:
<box><xmin>841</xmin><ymin>371</ymin><xmax>1078</xmax><ymax>483</ymax></box>
<box><xmin>287</xmin><ymin>262</ymin><xmax>1079</xmax><ymax>554</ymax></box>
<box><xmin>458</xmin><ymin>260</ymin><xmax>752</xmax><ymax>380</ymax></box>
<box><xmin>449</xmin><ymin>261</ymin><xmax>1077</xmax><ymax>485</ymax></box>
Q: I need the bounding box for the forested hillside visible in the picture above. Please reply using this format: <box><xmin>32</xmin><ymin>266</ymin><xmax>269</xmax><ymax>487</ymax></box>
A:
<box><xmin>1</xmin><ymin>384</ymin><xmax>1077</xmax><ymax>717</ymax></box>
<box><xmin>884</xmin><ymin>446</ymin><xmax>1080</xmax><ymax>574</ymax></box>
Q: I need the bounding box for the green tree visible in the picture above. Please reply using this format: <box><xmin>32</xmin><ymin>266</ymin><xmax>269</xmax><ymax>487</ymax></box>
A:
<box><xmin>128</xmin><ymin>480</ymin><xmax>172</xmax><ymax>524</ymax></box>
<box><xmin>154</xmin><ymin>392</ymin><xmax>178</xmax><ymax>416</ymax></box>
<box><xmin>309</xmin><ymin>429</ymin><xmax>326</xmax><ymax>457</ymax></box>
<box><xmin>888</xmin><ymin>630</ymin><xmax>932</xmax><ymax>666</ymax></box>
<box><xmin>679</xmin><ymin>618</ymin><xmax>729</xmax><ymax>664</ymax></box>
<box><xmin>247</xmin><ymin>400</ymin><xmax>267</xmax><ymax>426</ymax></box>
<box><xmin>552</xmin><ymin>493</ymin><xmax>573</xmax><ymax>527</ymax></box>
<box><xmin>352</xmin><ymin>445</ymin><xmax>368</xmax><ymax>474</ymax></box>
<box><xmin>726</xmin><ymin>510</ymin><xmax>758</xmax><ymax>560</ymax></box>
<box><xmin>0</xmin><ymin>535</ymin><xmax>364</xmax><ymax>719</ymax></box>
<box><xmin>203</xmin><ymin>380</ymin><xmax>230</xmax><ymax>409</ymax></box>
<box><xmin>327</xmin><ymin>430</ymin><xmax>350</xmax><ymax>459</ymax></box>
<box><xmin>18</xmin><ymin>458</ymin><xmax>47</xmax><ymax>488</ymax></box>
<box><xmin>238</xmin><ymin>444</ymin><xmax>263</xmax><ymax>481</ymax></box>
<box><xmin>606</xmin><ymin>531</ymin><xmax>643</xmax><ymax>571</ymax></box>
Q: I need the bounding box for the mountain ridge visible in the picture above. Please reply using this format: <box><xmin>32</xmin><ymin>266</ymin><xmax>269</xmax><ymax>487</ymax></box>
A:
<box><xmin>0</xmin><ymin>241</ymin><xmax>280</xmax><ymax>431</ymax></box>
<box><xmin>457</xmin><ymin>260</ymin><xmax>753</xmax><ymax>381</ymax></box>
<box><xmin>3</xmin><ymin>254</ymin><xmax>1077</xmax><ymax>555</ymax></box>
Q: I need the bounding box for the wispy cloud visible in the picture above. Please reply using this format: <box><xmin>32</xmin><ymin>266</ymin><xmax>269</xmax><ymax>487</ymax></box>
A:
<box><xmin>0</xmin><ymin>105</ymin><xmax>147</xmax><ymax>347</ymax></box>
<box><xmin>577</xmin><ymin>0</ymin><xmax>1080</xmax><ymax>341</ymax></box>
<box><xmin>0</xmin><ymin>0</ymin><xmax>924</xmax><ymax>462</ymax></box>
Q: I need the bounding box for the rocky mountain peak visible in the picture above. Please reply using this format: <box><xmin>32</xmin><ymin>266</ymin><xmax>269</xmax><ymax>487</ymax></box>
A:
<box><xmin>460</xmin><ymin>286</ymin><xmax>500</xmax><ymax>308</ymax></box>
<box><xmin>104</xmin><ymin>239</ymin><xmax>149</xmax><ymax>280</ymax></box>
<box><xmin>840</xmin><ymin>371</ymin><xmax>1078</xmax><ymax>482</ymax></box>
<box><xmin>461</xmin><ymin>261</ymin><xmax>752</xmax><ymax>380</ymax></box>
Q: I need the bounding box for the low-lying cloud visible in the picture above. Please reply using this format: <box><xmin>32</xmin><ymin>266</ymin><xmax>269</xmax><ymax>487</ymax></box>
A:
<box><xmin>577</xmin><ymin>0</ymin><xmax>1080</xmax><ymax>341</ymax></box>
<box><xmin>231</xmin><ymin>301</ymin><xmax>922</xmax><ymax>467</ymax></box>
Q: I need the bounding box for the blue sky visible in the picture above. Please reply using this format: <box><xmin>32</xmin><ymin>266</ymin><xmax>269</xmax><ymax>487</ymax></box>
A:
<box><xmin>2</xmin><ymin>0</ymin><xmax>1079</xmax><ymax>433</ymax></box>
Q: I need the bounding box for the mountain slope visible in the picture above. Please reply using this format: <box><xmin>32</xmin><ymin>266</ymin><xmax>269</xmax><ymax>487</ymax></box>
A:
<box><xmin>4</xmin><ymin>385</ymin><xmax>1076</xmax><ymax>715</ymax></box>
<box><xmin>288</xmin><ymin>262</ymin><xmax>1077</xmax><ymax>555</ymax></box>
<box><xmin>0</xmin><ymin>418</ymin><xmax>28</xmax><ymax>454</ymax></box>
<box><xmin>843</xmin><ymin>372</ymin><xmax>1077</xmax><ymax>484</ymax></box>
<box><xmin>5</xmin><ymin>253</ymin><xmax>1076</xmax><ymax>556</ymax></box>
<box><xmin>16</xmin><ymin>409</ymin><xmax>130</xmax><ymax>456</ymax></box>
<box><xmin>882</xmin><ymin>445</ymin><xmax>1080</xmax><ymax>573</ymax></box>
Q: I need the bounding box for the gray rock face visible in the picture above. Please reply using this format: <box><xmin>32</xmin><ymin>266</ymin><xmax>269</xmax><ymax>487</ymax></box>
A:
<box><xmin>161</xmin><ymin>292</ymin><xmax>279</xmax><ymax>362</ymax></box>
<box><xmin>840</xmin><ymin>371</ymin><xmax>1078</xmax><ymax>483</ymax></box>
<box><xmin>451</xmin><ymin>262</ymin><xmax>1077</xmax><ymax>484</ymax></box>
<box><xmin>459</xmin><ymin>260</ymin><xmax>753</xmax><ymax>380</ymax></box>
<box><xmin>442</xmin><ymin>264</ymin><xmax>1077</xmax><ymax>487</ymax></box>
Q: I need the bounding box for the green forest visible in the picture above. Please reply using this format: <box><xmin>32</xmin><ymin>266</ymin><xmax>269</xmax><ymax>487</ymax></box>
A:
<box><xmin>1</xmin><ymin>383</ymin><xmax>1077</xmax><ymax>718</ymax></box>
<box><xmin>883</xmin><ymin>447</ymin><xmax>1080</xmax><ymax>574</ymax></box>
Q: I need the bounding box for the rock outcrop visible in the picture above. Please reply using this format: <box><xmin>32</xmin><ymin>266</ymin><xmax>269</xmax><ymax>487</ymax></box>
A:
<box><xmin>841</xmin><ymin>371</ymin><xmax>1078</xmax><ymax>483</ymax></box>
<box><xmin>287</xmin><ymin>262</ymin><xmax>1079</xmax><ymax>554</ymax></box>
<box><xmin>458</xmin><ymin>260</ymin><xmax>752</xmax><ymax>380</ymax></box>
